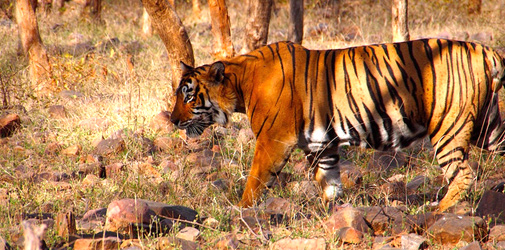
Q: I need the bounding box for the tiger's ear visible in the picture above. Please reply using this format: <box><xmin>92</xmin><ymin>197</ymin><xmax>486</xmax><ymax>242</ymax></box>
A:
<box><xmin>208</xmin><ymin>62</ymin><xmax>225</xmax><ymax>84</ymax></box>
<box><xmin>180</xmin><ymin>61</ymin><xmax>194</xmax><ymax>75</ymax></box>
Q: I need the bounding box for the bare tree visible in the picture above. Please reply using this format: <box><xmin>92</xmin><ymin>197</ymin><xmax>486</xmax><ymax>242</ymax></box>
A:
<box><xmin>209</xmin><ymin>0</ymin><xmax>234</xmax><ymax>59</ymax></box>
<box><xmin>467</xmin><ymin>0</ymin><xmax>481</xmax><ymax>14</ymax></box>
<box><xmin>15</xmin><ymin>0</ymin><xmax>53</xmax><ymax>92</ymax></box>
<box><xmin>392</xmin><ymin>0</ymin><xmax>409</xmax><ymax>42</ymax></box>
<box><xmin>141</xmin><ymin>7</ymin><xmax>153</xmax><ymax>36</ymax></box>
<box><xmin>141</xmin><ymin>0</ymin><xmax>195</xmax><ymax>91</ymax></box>
<box><xmin>242</xmin><ymin>0</ymin><xmax>273</xmax><ymax>52</ymax></box>
<box><xmin>288</xmin><ymin>0</ymin><xmax>303</xmax><ymax>44</ymax></box>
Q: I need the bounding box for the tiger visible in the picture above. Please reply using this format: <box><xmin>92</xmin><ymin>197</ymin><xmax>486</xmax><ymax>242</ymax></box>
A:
<box><xmin>170</xmin><ymin>39</ymin><xmax>505</xmax><ymax>211</ymax></box>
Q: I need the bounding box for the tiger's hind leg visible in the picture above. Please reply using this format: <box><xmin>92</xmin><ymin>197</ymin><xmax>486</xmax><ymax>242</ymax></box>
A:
<box><xmin>431</xmin><ymin>126</ymin><xmax>475</xmax><ymax>212</ymax></box>
<box><xmin>307</xmin><ymin>148</ymin><xmax>343</xmax><ymax>203</ymax></box>
<box><xmin>472</xmin><ymin>93</ymin><xmax>505</xmax><ymax>154</ymax></box>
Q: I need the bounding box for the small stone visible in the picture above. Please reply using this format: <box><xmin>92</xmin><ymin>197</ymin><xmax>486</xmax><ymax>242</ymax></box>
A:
<box><xmin>149</xmin><ymin>111</ymin><xmax>173</xmax><ymax>133</ymax></box>
<box><xmin>325</xmin><ymin>206</ymin><xmax>371</xmax><ymax>235</ymax></box>
<box><xmin>48</xmin><ymin>105</ymin><xmax>67</xmax><ymax>119</ymax></box>
<box><xmin>286</xmin><ymin>181</ymin><xmax>319</xmax><ymax>200</ymax></box>
<box><xmin>44</xmin><ymin>142</ymin><xmax>62</xmax><ymax>155</ymax></box>
<box><xmin>157</xmin><ymin>236</ymin><xmax>198</xmax><ymax>250</ymax></box>
<box><xmin>94</xmin><ymin>138</ymin><xmax>125</xmax><ymax>156</ymax></box>
<box><xmin>82</xmin><ymin>174</ymin><xmax>100</xmax><ymax>185</ymax></box>
<box><xmin>62</xmin><ymin>144</ymin><xmax>81</xmax><ymax>156</ymax></box>
<box><xmin>459</xmin><ymin>241</ymin><xmax>482</xmax><ymax>250</ymax></box>
<box><xmin>237</xmin><ymin>128</ymin><xmax>255</xmax><ymax>145</ymax></box>
<box><xmin>105</xmin><ymin>163</ymin><xmax>124</xmax><ymax>178</ymax></box>
<box><xmin>406</xmin><ymin>175</ymin><xmax>429</xmax><ymax>191</ymax></box>
<box><xmin>203</xmin><ymin>217</ymin><xmax>219</xmax><ymax>229</ymax></box>
<box><xmin>339</xmin><ymin>160</ymin><xmax>362</xmax><ymax>188</ymax></box>
<box><xmin>176</xmin><ymin>227</ymin><xmax>200</xmax><ymax>242</ymax></box>
<box><xmin>476</xmin><ymin>190</ymin><xmax>505</xmax><ymax>224</ymax></box>
<box><xmin>271</xmin><ymin>238</ymin><xmax>326</xmax><ymax>250</ymax></box>
<box><xmin>338</xmin><ymin>227</ymin><xmax>363</xmax><ymax>244</ymax></box>
<box><xmin>105</xmin><ymin>199</ymin><xmax>156</xmax><ymax>232</ymax></box>
<box><xmin>214</xmin><ymin>233</ymin><xmax>239</xmax><ymax>249</ymax></box>
<box><xmin>73</xmin><ymin>237</ymin><xmax>121</xmax><ymax>250</ymax></box>
<box><xmin>426</xmin><ymin>214</ymin><xmax>488</xmax><ymax>245</ymax></box>
<box><xmin>153</xmin><ymin>137</ymin><xmax>184</xmax><ymax>152</ymax></box>
<box><xmin>490</xmin><ymin>225</ymin><xmax>505</xmax><ymax>242</ymax></box>
<box><xmin>0</xmin><ymin>113</ymin><xmax>21</xmax><ymax>137</ymax></box>
<box><xmin>401</xmin><ymin>233</ymin><xmax>427</xmax><ymax>250</ymax></box>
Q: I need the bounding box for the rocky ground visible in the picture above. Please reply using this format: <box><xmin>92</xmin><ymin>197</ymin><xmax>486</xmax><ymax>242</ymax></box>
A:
<box><xmin>1</xmin><ymin>108</ymin><xmax>505</xmax><ymax>249</ymax></box>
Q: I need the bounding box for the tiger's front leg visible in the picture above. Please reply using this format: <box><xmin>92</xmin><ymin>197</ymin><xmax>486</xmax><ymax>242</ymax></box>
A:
<box><xmin>307</xmin><ymin>148</ymin><xmax>343</xmax><ymax>203</ymax></box>
<box><xmin>238</xmin><ymin>138</ymin><xmax>295</xmax><ymax>207</ymax></box>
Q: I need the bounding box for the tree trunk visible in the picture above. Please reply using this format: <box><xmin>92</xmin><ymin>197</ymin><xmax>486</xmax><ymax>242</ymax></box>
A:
<box><xmin>141</xmin><ymin>0</ymin><xmax>195</xmax><ymax>91</ymax></box>
<box><xmin>89</xmin><ymin>0</ymin><xmax>101</xmax><ymax>21</ymax></box>
<box><xmin>467</xmin><ymin>0</ymin><xmax>481</xmax><ymax>14</ymax></box>
<box><xmin>242</xmin><ymin>0</ymin><xmax>273</xmax><ymax>52</ymax></box>
<box><xmin>192</xmin><ymin>0</ymin><xmax>201</xmax><ymax>17</ymax></box>
<box><xmin>209</xmin><ymin>0</ymin><xmax>234</xmax><ymax>59</ymax></box>
<box><xmin>288</xmin><ymin>0</ymin><xmax>303</xmax><ymax>44</ymax></box>
<box><xmin>391</xmin><ymin>0</ymin><xmax>409</xmax><ymax>42</ymax></box>
<box><xmin>15</xmin><ymin>0</ymin><xmax>53</xmax><ymax>93</ymax></box>
<box><xmin>141</xmin><ymin>7</ymin><xmax>153</xmax><ymax>36</ymax></box>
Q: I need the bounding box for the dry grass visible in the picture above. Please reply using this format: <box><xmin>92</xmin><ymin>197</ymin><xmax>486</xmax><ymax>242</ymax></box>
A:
<box><xmin>1</xmin><ymin>0</ymin><xmax>505</xmax><ymax>248</ymax></box>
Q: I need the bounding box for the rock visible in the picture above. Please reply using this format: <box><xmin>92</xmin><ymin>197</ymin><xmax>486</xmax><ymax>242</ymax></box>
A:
<box><xmin>119</xmin><ymin>239</ymin><xmax>143</xmax><ymax>250</ymax></box>
<box><xmin>425</xmin><ymin>214</ymin><xmax>487</xmax><ymax>245</ymax></box>
<box><xmin>406</xmin><ymin>175</ymin><xmax>429</xmax><ymax>191</ymax></box>
<box><xmin>48</xmin><ymin>105</ymin><xmax>67</xmax><ymax>118</ymax></box>
<box><xmin>339</xmin><ymin>160</ymin><xmax>362</xmax><ymax>188</ymax></box>
<box><xmin>337</xmin><ymin>227</ymin><xmax>363</xmax><ymax>244</ymax></box>
<box><xmin>360</xmin><ymin>206</ymin><xmax>408</xmax><ymax>235</ymax></box>
<box><xmin>401</xmin><ymin>233</ymin><xmax>427</xmax><ymax>250</ymax></box>
<box><xmin>367</xmin><ymin>151</ymin><xmax>407</xmax><ymax>173</ymax></box>
<box><xmin>62</xmin><ymin>144</ymin><xmax>81</xmax><ymax>156</ymax></box>
<box><xmin>141</xmin><ymin>200</ymin><xmax>198</xmax><ymax>222</ymax></box>
<box><xmin>73</xmin><ymin>237</ymin><xmax>121</xmax><ymax>250</ymax></box>
<box><xmin>56</xmin><ymin>212</ymin><xmax>76</xmax><ymax>238</ymax></box>
<box><xmin>105</xmin><ymin>163</ymin><xmax>124</xmax><ymax>178</ymax></box>
<box><xmin>157</xmin><ymin>236</ymin><xmax>198</xmax><ymax>250</ymax></box>
<box><xmin>470</xmin><ymin>32</ymin><xmax>493</xmax><ymax>42</ymax></box>
<box><xmin>105</xmin><ymin>198</ymin><xmax>157</xmax><ymax>232</ymax></box>
<box><xmin>78</xmin><ymin>163</ymin><xmax>104</xmax><ymax>177</ymax></box>
<box><xmin>476</xmin><ymin>190</ymin><xmax>505</xmax><ymax>224</ymax></box>
<box><xmin>459</xmin><ymin>241</ymin><xmax>482</xmax><ymax>250</ymax></box>
<box><xmin>214</xmin><ymin>233</ymin><xmax>240</xmax><ymax>249</ymax></box>
<box><xmin>211</xmin><ymin>179</ymin><xmax>230</xmax><ymax>191</ymax></box>
<box><xmin>44</xmin><ymin>142</ymin><xmax>62</xmax><ymax>155</ymax></box>
<box><xmin>82</xmin><ymin>174</ymin><xmax>100</xmax><ymax>185</ymax></box>
<box><xmin>153</xmin><ymin>137</ymin><xmax>184</xmax><ymax>152</ymax></box>
<box><xmin>203</xmin><ymin>217</ymin><xmax>220</xmax><ymax>229</ymax></box>
<box><xmin>0</xmin><ymin>113</ymin><xmax>20</xmax><ymax>137</ymax></box>
<box><xmin>271</xmin><ymin>238</ymin><xmax>326</xmax><ymax>250</ymax></box>
<box><xmin>490</xmin><ymin>225</ymin><xmax>505</xmax><ymax>242</ymax></box>
<box><xmin>176</xmin><ymin>227</ymin><xmax>200</xmax><ymax>242</ymax></box>
<box><xmin>407</xmin><ymin>212</ymin><xmax>445</xmax><ymax>234</ymax></box>
<box><xmin>94</xmin><ymin>138</ymin><xmax>125</xmax><ymax>156</ymax></box>
<box><xmin>324</xmin><ymin>206</ymin><xmax>371</xmax><ymax>235</ymax></box>
<box><xmin>149</xmin><ymin>111</ymin><xmax>173</xmax><ymax>133</ymax></box>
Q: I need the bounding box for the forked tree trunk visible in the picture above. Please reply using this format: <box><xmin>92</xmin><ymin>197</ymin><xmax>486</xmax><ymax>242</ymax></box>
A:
<box><xmin>141</xmin><ymin>7</ymin><xmax>153</xmax><ymax>36</ymax></box>
<box><xmin>392</xmin><ymin>0</ymin><xmax>409</xmax><ymax>42</ymax></box>
<box><xmin>242</xmin><ymin>0</ymin><xmax>273</xmax><ymax>52</ymax></box>
<box><xmin>209</xmin><ymin>0</ymin><xmax>234</xmax><ymax>59</ymax></box>
<box><xmin>141</xmin><ymin>0</ymin><xmax>195</xmax><ymax>91</ymax></box>
<box><xmin>288</xmin><ymin>0</ymin><xmax>303</xmax><ymax>44</ymax></box>
<box><xmin>15</xmin><ymin>0</ymin><xmax>53</xmax><ymax>92</ymax></box>
<box><xmin>467</xmin><ymin>0</ymin><xmax>481</xmax><ymax>14</ymax></box>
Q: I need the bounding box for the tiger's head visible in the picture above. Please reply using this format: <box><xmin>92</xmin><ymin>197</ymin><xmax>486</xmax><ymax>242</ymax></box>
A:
<box><xmin>170</xmin><ymin>61</ymin><xmax>236</xmax><ymax>138</ymax></box>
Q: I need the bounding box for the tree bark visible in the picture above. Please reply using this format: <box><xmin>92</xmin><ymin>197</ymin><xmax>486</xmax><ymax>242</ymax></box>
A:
<box><xmin>392</xmin><ymin>0</ymin><xmax>409</xmax><ymax>42</ymax></box>
<box><xmin>15</xmin><ymin>0</ymin><xmax>53</xmax><ymax>92</ymax></box>
<box><xmin>141</xmin><ymin>0</ymin><xmax>195</xmax><ymax>91</ymax></box>
<box><xmin>242</xmin><ymin>0</ymin><xmax>273</xmax><ymax>52</ymax></box>
<box><xmin>209</xmin><ymin>0</ymin><xmax>234</xmax><ymax>59</ymax></box>
<box><xmin>141</xmin><ymin>7</ymin><xmax>153</xmax><ymax>36</ymax></box>
<box><xmin>288</xmin><ymin>0</ymin><xmax>303</xmax><ymax>44</ymax></box>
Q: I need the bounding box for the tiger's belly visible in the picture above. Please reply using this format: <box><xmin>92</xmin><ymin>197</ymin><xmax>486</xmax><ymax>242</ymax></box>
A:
<box><xmin>300</xmin><ymin>116</ymin><xmax>428</xmax><ymax>153</ymax></box>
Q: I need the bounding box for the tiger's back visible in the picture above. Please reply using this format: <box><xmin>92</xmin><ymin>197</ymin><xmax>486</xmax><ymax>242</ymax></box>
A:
<box><xmin>170</xmin><ymin>39</ymin><xmax>505</xmax><ymax>211</ymax></box>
